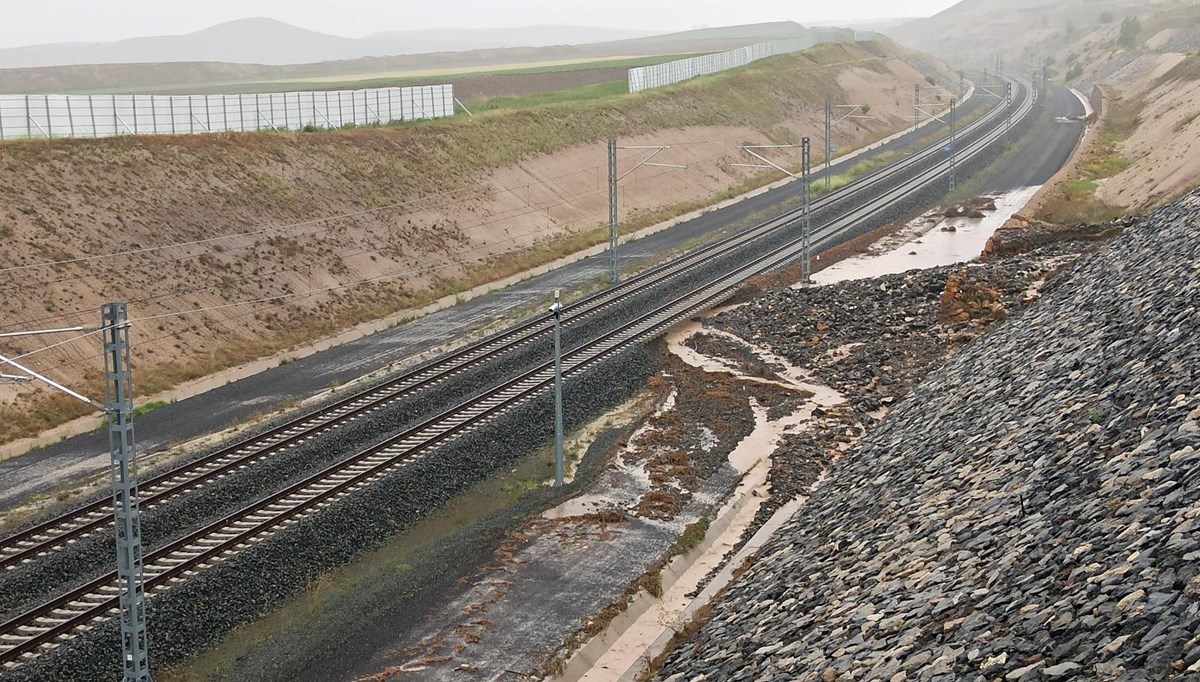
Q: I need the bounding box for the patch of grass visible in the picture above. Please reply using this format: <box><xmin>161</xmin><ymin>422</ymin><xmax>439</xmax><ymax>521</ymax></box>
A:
<box><xmin>639</xmin><ymin>569</ymin><xmax>664</xmax><ymax>598</ymax></box>
<box><xmin>131</xmin><ymin>400</ymin><xmax>170</xmax><ymax>418</ymax></box>
<box><xmin>811</xmin><ymin>151</ymin><xmax>898</xmax><ymax>197</ymax></box>
<box><xmin>471</xmin><ymin>81</ymin><xmax>630</xmax><ymax>113</ymax></box>
<box><xmin>669</xmin><ymin>516</ymin><xmax>711</xmax><ymax>557</ymax></box>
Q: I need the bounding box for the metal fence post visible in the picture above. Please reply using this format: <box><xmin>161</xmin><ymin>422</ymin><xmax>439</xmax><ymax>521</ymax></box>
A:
<box><xmin>89</xmin><ymin>95</ymin><xmax>97</xmax><ymax>137</ymax></box>
<box><xmin>66</xmin><ymin>96</ymin><xmax>75</xmax><ymax>137</ymax></box>
<box><xmin>150</xmin><ymin>96</ymin><xmax>157</xmax><ymax>135</ymax></box>
<box><xmin>102</xmin><ymin>302</ymin><xmax>152</xmax><ymax>682</ymax></box>
<box><xmin>24</xmin><ymin>95</ymin><xmax>31</xmax><ymax>138</ymax></box>
<box><xmin>43</xmin><ymin>95</ymin><xmax>51</xmax><ymax>138</ymax></box>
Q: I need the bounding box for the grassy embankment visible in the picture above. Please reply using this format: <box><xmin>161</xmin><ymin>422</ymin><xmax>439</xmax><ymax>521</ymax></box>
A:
<box><xmin>0</xmin><ymin>42</ymin><xmax>906</xmax><ymax>446</ymax></box>
<box><xmin>1036</xmin><ymin>89</ymin><xmax>1142</xmax><ymax>224</ymax></box>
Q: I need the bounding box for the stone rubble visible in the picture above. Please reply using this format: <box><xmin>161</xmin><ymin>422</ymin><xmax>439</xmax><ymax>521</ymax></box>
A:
<box><xmin>657</xmin><ymin>192</ymin><xmax>1200</xmax><ymax>680</ymax></box>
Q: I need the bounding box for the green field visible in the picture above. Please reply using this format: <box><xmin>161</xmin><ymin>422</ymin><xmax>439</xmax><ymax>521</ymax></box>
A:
<box><xmin>85</xmin><ymin>54</ymin><xmax>702</xmax><ymax>96</ymax></box>
<box><xmin>468</xmin><ymin>81</ymin><xmax>632</xmax><ymax>113</ymax></box>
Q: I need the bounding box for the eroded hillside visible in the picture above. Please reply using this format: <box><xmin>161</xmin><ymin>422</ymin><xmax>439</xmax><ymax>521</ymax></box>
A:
<box><xmin>887</xmin><ymin>0</ymin><xmax>1200</xmax><ymax>221</ymax></box>
<box><xmin>0</xmin><ymin>39</ymin><xmax>952</xmax><ymax>445</ymax></box>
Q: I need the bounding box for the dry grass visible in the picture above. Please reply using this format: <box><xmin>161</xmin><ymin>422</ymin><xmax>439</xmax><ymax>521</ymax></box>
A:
<box><xmin>0</xmin><ymin>41</ymin><xmax>914</xmax><ymax>446</ymax></box>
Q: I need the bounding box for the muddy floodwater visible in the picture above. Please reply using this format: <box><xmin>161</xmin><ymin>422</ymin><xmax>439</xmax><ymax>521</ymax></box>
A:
<box><xmin>808</xmin><ymin>186</ymin><xmax>1040</xmax><ymax>286</ymax></box>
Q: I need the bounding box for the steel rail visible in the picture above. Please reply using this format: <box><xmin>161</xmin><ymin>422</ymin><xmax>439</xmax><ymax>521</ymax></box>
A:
<box><xmin>0</xmin><ymin>81</ymin><xmax>1010</xmax><ymax>574</ymax></box>
<box><xmin>0</xmin><ymin>76</ymin><xmax>1034</xmax><ymax>667</ymax></box>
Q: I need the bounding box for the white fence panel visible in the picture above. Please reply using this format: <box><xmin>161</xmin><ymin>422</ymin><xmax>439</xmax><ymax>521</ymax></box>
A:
<box><xmin>0</xmin><ymin>84</ymin><xmax>456</xmax><ymax>140</ymax></box>
<box><xmin>629</xmin><ymin>33</ymin><xmax>851</xmax><ymax>93</ymax></box>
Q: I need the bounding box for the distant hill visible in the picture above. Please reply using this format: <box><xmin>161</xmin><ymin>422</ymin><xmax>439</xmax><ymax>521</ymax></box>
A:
<box><xmin>360</xmin><ymin>26</ymin><xmax>656</xmax><ymax>56</ymax></box>
<box><xmin>0</xmin><ymin>21</ymin><xmax>823</xmax><ymax>94</ymax></box>
<box><xmin>885</xmin><ymin>0</ymin><xmax>1155</xmax><ymax>64</ymax></box>
<box><xmin>0</xmin><ymin>18</ymin><xmax>653</xmax><ymax>69</ymax></box>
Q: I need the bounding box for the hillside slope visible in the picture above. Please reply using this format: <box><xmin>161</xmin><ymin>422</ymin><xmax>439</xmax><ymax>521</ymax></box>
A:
<box><xmin>658</xmin><ymin>190</ymin><xmax>1200</xmax><ymax>680</ymax></box>
<box><xmin>0</xmin><ymin>39</ymin><xmax>952</xmax><ymax>445</ymax></box>
<box><xmin>0</xmin><ymin>18</ymin><xmax>653</xmax><ymax>69</ymax></box>
<box><xmin>888</xmin><ymin>0</ymin><xmax>1200</xmax><ymax>219</ymax></box>
<box><xmin>0</xmin><ymin>21</ymin><xmax>811</xmax><ymax>94</ymax></box>
<box><xmin>887</xmin><ymin>0</ymin><xmax>1154</xmax><ymax>66</ymax></box>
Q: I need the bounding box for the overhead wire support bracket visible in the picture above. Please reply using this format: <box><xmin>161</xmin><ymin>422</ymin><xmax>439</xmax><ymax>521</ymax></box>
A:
<box><xmin>734</xmin><ymin>145</ymin><xmax>802</xmax><ymax>179</ymax></box>
<box><xmin>0</xmin><ymin>350</ymin><xmax>104</xmax><ymax>409</ymax></box>
<box><xmin>615</xmin><ymin>145</ymin><xmax>686</xmax><ymax>182</ymax></box>
<box><xmin>0</xmin><ymin>325</ymin><xmax>93</xmax><ymax>339</ymax></box>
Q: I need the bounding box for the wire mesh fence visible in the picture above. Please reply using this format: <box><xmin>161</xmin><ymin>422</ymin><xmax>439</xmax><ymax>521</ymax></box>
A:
<box><xmin>628</xmin><ymin>29</ymin><xmax>860</xmax><ymax>93</ymax></box>
<box><xmin>0</xmin><ymin>84</ymin><xmax>456</xmax><ymax>140</ymax></box>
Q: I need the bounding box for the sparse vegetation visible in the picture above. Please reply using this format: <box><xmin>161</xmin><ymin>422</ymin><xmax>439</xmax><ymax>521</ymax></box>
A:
<box><xmin>131</xmin><ymin>400</ymin><xmax>171</xmax><ymax>418</ymax></box>
<box><xmin>1</xmin><ymin>41</ymin><xmax>921</xmax><ymax>446</ymax></box>
<box><xmin>1037</xmin><ymin>91</ymin><xmax>1141</xmax><ymax>225</ymax></box>
<box><xmin>1160</xmin><ymin>52</ymin><xmax>1200</xmax><ymax>84</ymax></box>
<box><xmin>1118</xmin><ymin>17</ymin><xmax>1142</xmax><ymax>49</ymax></box>
<box><xmin>811</xmin><ymin>151</ymin><xmax>898</xmax><ymax>197</ymax></box>
<box><xmin>669</xmin><ymin>516</ymin><xmax>712</xmax><ymax>557</ymax></box>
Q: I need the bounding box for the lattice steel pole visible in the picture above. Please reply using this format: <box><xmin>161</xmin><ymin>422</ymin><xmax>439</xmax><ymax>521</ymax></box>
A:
<box><xmin>801</xmin><ymin>138</ymin><xmax>812</xmax><ymax>285</ymax></box>
<box><xmin>103</xmin><ymin>303</ymin><xmax>151</xmax><ymax>682</ymax></box>
<box><xmin>607</xmin><ymin>138</ymin><xmax>619</xmax><ymax>285</ymax></box>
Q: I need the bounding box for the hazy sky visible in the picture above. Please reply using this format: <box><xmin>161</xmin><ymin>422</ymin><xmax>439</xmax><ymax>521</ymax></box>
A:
<box><xmin>0</xmin><ymin>0</ymin><xmax>961</xmax><ymax>48</ymax></box>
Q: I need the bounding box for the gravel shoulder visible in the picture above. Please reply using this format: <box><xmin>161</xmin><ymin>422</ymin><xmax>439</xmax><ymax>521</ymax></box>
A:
<box><xmin>656</xmin><ymin>191</ymin><xmax>1200</xmax><ymax>680</ymax></box>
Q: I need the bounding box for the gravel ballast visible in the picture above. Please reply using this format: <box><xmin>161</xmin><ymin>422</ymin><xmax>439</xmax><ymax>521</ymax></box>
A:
<box><xmin>6</xmin><ymin>346</ymin><xmax>656</xmax><ymax>681</ymax></box>
<box><xmin>657</xmin><ymin>193</ymin><xmax>1200</xmax><ymax>679</ymax></box>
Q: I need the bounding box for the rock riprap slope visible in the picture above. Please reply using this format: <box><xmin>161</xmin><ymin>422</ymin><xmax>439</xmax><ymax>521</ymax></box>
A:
<box><xmin>658</xmin><ymin>193</ymin><xmax>1200</xmax><ymax>681</ymax></box>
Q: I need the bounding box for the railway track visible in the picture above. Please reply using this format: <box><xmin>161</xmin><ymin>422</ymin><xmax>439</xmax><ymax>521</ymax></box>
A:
<box><xmin>0</xmin><ymin>77</ymin><xmax>1032</xmax><ymax>667</ymax></box>
<box><xmin>0</xmin><ymin>79</ymin><xmax>997</xmax><ymax>576</ymax></box>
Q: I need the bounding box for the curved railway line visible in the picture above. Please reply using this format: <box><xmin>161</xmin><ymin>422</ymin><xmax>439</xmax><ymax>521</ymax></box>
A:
<box><xmin>0</xmin><ymin>80</ymin><xmax>998</xmax><ymax>575</ymax></box>
<box><xmin>0</xmin><ymin>76</ymin><xmax>1034</xmax><ymax>667</ymax></box>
